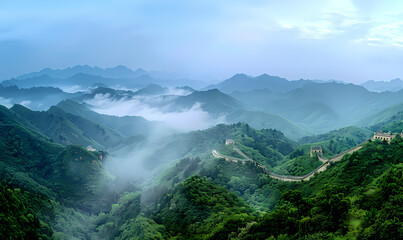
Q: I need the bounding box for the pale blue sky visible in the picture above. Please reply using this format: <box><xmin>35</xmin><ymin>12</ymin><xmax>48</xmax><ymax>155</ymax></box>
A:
<box><xmin>1</xmin><ymin>0</ymin><xmax>403</xmax><ymax>83</ymax></box>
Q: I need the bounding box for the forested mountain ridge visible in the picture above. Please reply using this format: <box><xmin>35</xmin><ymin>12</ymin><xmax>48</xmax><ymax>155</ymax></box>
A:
<box><xmin>96</xmin><ymin>137</ymin><xmax>403</xmax><ymax>239</ymax></box>
<box><xmin>56</xmin><ymin>99</ymin><xmax>160</xmax><ymax>138</ymax></box>
<box><xmin>10</xmin><ymin>104</ymin><xmax>124</xmax><ymax>149</ymax></box>
<box><xmin>1</xmin><ymin>100</ymin><xmax>402</xmax><ymax>239</ymax></box>
<box><xmin>0</xmin><ymin>104</ymin><xmax>140</xmax><ymax>239</ymax></box>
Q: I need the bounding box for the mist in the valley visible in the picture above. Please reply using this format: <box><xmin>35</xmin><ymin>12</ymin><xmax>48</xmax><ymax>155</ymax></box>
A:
<box><xmin>84</xmin><ymin>89</ymin><xmax>223</xmax><ymax>185</ymax></box>
<box><xmin>84</xmin><ymin>92</ymin><xmax>225</xmax><ymax>132</ymax></box>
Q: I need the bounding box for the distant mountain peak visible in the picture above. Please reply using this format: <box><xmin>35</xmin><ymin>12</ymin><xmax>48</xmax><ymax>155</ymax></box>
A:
<box><xmin>134</xmin><ymin>67</ymin><xmax>146</xmax><ymax>73</ymax></box>
<box><xmin>361</xmin><ymin>77</ymin><xmax>403</xmax><ymax>92</ymax></box>
<box><xmin>134</xmin><ymin>83</ymin><xmax>166</xmax><ymax>96</ymax></box>
<box><xmin>230</xmin><ymin>73</ymin><xmax>249</xmax><ymax>79</ymax></box>
<box><xmin>15</xmin><ymin>65</ymin><xmax>148</xmax><ymax>80</ymax></box>
<box><xmin>114</xmin><ymin>65</ymin><xmax>131</xmax><ymax>70</ymax></box>
<box><xmin>258</xmin><ymin>73</ymin><xmax>270</xmax><ymax>77</ymax></box>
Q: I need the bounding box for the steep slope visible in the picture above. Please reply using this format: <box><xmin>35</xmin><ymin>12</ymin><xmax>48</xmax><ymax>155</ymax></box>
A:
<box><xmin>152</xmin><ymin>176</ymin><xmax>253</xmax><ymax>238</ymax></box>
<box><xmin>0</xmin><ymin>105</ymin><xmax>109</xmax><ymax>209</ymax></box>
<box><xmin>357</xmin><ymin>101</ymin><xmax>403</xmax><ymax>127</ymax></box>
<box><xmin>0</xmin><ymin>104</ymin><xmax>130</xmax><ymax>238</ymax></box>
<box><xmin>56</xmin><ymin>99</ymin><xmax>159</xmax><ymax>138</ymax></box>
<box><xmin>10</xmin><ymin>104</ymin><xmax>124</xmax><ymax>149</ymax></box>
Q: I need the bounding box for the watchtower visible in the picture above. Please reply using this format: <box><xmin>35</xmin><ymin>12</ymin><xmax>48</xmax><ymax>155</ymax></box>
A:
<box><xmin>310</xmin><ymin>146</ymin><xmax>322</xmax><ymax>157</ymax></box>
<box><xmin>372</xmin><ymin>130</ymin><xmax>399</xmax><ymax>143</ymax></box>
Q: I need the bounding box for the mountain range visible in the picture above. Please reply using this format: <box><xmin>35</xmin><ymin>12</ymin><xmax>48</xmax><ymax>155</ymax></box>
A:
<box><xmin>2</xmin><ymin>65</ymin><xmax>208</xmax><ymax>89</ymax></box>
<box><xmin>0</xmin><ymin>84</ymin><xmax>81</xmax><ymax>110</ymax></box>
<box><xmin>4</xmin><ymin>66</ymin><xmax>403</xmax><ymax>138</ymax></box>
<box><xmin>1</xmin><ymin>65</ymin><xmax>403</xmax><ymax>239</ymax></box>
<box><xmin>203</xmin><ymin>73</ymin><xmax>312</xmax><ymax>93</ymax></box>
<box><xmin>361</xmin><ymin>78</ymin><xmax>403</xmax><ymax>92</ymax></box>
<box><xmin>231</xmin><ymin>82</ymin><xmax>403</xmax><ymax>133</ymax></box>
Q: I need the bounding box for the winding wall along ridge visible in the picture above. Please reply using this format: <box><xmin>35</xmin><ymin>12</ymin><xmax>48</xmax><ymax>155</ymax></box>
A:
<box><xmin>212</xmin><ymin>140</ymin><xmax>368</xmax><ymax>182</ymax></box>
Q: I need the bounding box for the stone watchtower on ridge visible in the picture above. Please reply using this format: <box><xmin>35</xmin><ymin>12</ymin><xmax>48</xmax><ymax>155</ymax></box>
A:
<box><xmin>310</xmin><ymin>146</ymin><xmax>322</xmax><ymax>157</ymax></box>
<box><xmin>372</xmin><ymin>130</ymin><xmax>400</xmax><ymax>143</ymax></box>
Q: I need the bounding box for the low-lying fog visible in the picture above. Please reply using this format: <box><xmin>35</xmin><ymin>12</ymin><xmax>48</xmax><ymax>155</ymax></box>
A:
<box><xmin>84</xmin><ymin>91</ymin><xmax>225</xmax><ymax>132</ymax></box>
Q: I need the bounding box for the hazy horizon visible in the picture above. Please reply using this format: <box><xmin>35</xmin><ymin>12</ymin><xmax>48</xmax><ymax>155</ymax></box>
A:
<box><xmin>2</xmin><ymin>0</ymin><xmax>403</xmax><ymax>83</ymax></box>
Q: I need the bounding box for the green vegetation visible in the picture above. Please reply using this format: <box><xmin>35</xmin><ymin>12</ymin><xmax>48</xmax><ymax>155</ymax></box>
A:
<box><xmin>56</xmin><ymin>99</ymin><xmax>158</xmax><ymax>138</ymax></box>
<box><xmin>272</xmin><ymin>151</ymin><xmax>322</xmax><ymax>176</ymax></box>
<box><xmin>0</xmin><ymin>184</ymin><xmax>49</xmax><ymax>240</ymax></box>
<box><xmin>368</xmin><ymin>109</ymin><xmax>403</xmax><ymax>134</ymax></box>
<box><xmin>1</xmin><ymin>99</ymin><xmax>402</xmax><ymax>239</ymax></box>
<box><xmin>152</xmin><ymin>176</ymin><xmax>253</xmax><ymax>239</ymax></box>
<box><xmin>11</xmin><ymin>103</ymin><xmax>124</xmax><ymax>149</ymax></box>
<box><xmin>359</xmin><ymin>102</ymin><xmax>403</xmax><ymax>128</ymax></box>
<box><xmin>298</xmin><ymin>126</ymin><xmax>372</xmax><ymax>158</ymax></box>
<box><xmin>0</xmin><ymin>104</ymin><xmax>128</xmax><ymax>238</ymax></box>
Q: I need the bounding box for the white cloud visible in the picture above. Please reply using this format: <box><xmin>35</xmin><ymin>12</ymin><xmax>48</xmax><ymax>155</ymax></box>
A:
<box><xmin>277</xmin><ymin>1</ymin><xmax>362</xmax><ymax>40</ymax></box>
<box><xmin>58</xmin><ymin>85</ymin><xmax>86</xmax><ymax>93</ymax></box>
<box><xmin>362</xmin><ymin>21</ymin><xmax>403</xmax><ymax>48</ymax></box>
<box><xmin>19</xmin><ymin>100</ymin><xmax>31</xmax><ymax>107</ymax></box>
<box><xmin>84</xmin><ymin>93</ymin><xmax>224</xmax><ymax>132</ymax></box>
<box><xmin>165</xmin><ymin>87</ymin><xmax>192</xmax><ymax>96</ymax></box>
<box><xmin>0</xmin><ymin>97</ymin><xmax>12</xmax><ymax>108</ymax></box>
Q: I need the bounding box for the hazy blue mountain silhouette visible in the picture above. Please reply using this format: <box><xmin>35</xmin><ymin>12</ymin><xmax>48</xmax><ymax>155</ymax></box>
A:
<box><xmin>232</xmin><ymin>82</ymin><xmax>403</xmax><ymax>133</ymax></box>
<box><xmin>361</xmin><ymin>78</ymin><xmax>403</xmax><ymax>92</ymax></box>
<box><xmin>204</xmin><ymin>73</ymin><xmax>313</xmax><ymax>93</ymax></box>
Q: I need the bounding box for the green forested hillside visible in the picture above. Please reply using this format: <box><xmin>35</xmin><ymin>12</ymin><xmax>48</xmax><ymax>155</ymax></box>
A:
<box><xmin>97</xmin><ymin>137</ymin><xmax>402</xmax><ymax>239</ymax></box>
<box><xmin>56</xmin><ymin>99</ymin><xmax>159</xmax><ymax>138</ymax></box>
<box><xmin>298</xmin><ymin>126</ymin><xmax>372</xmax><ymax>157</ymax></box>
<box><xmin>0</xmin><ymin>184</ymin><xmax>50</xmax><ymax>239</ymax></box>
<box><xmin>268</xmin><ymin>126</ymin><xmax>373</xmax><ymax>176</ymax></box>
<box><xmin>1</xmin><ymin>102</ymin><xmax>401</xmax><ymax>239</ymax></box>
<box><xmin>358</xmin><ymin>102</ymin><xmax>403</xmax><ymax>128</ymax></box>
<box><xmin>10</xmin><ymin>104</ymin><xmax>124</xmax><ymax>149</ymax></box>
<box><xmin>0</xmin><ymin>105</ymin><xmax>126</xmax><ymax>238</ymax></box>
<box><xmin>367</xmin><ymin>109</ymin><xmax>403</xmax><ymax>133</ymax></box>
<box><xmin>109</xmin><ymin>122</ymin><xmax>296</xmax><ymax>174</ymax></box>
